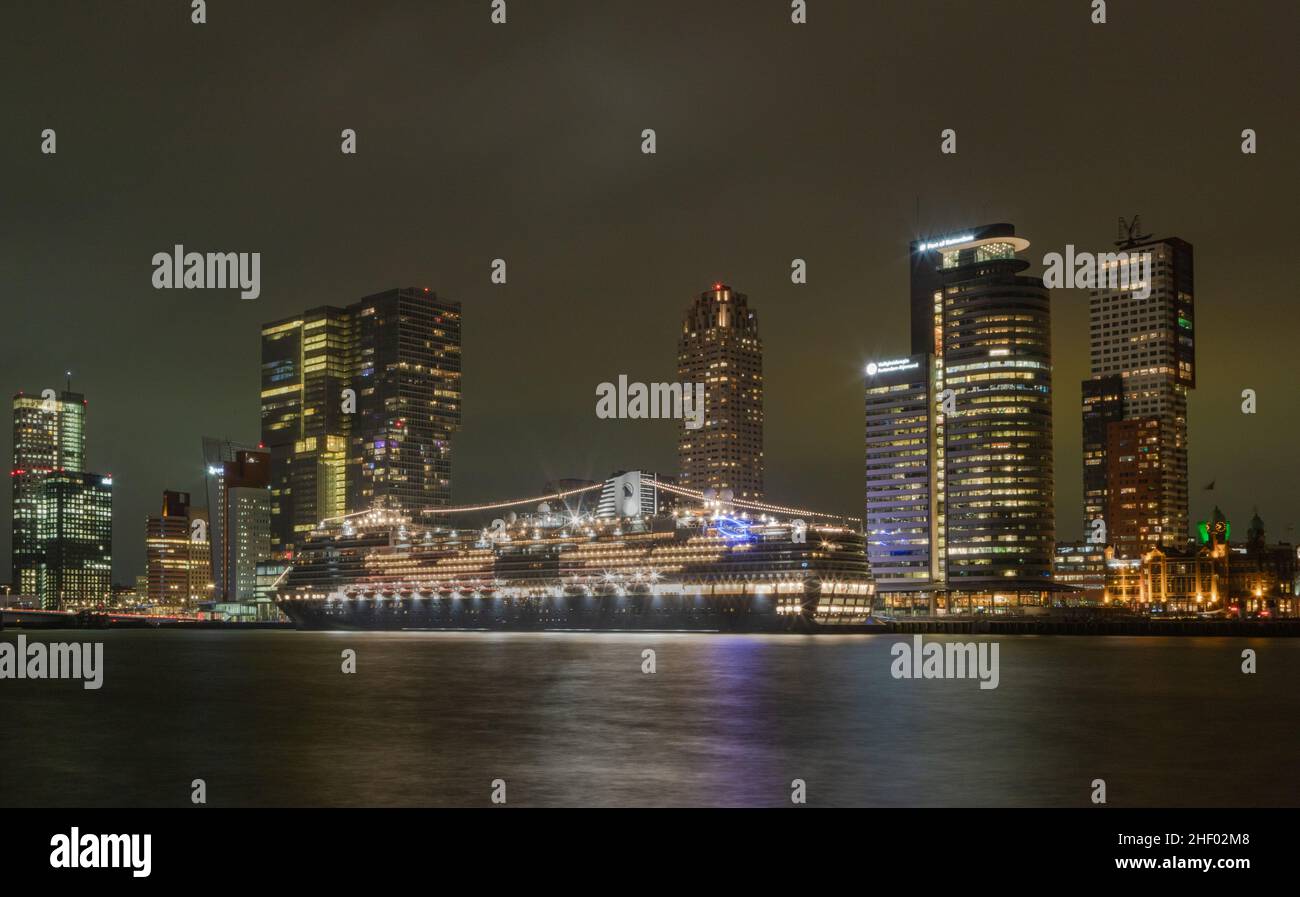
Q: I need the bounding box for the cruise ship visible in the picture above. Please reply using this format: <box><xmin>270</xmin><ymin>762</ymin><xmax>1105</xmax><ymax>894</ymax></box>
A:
<box><xmin>274</xmin><ymin>496</ymin><xmax>876</xmax><ymax>633</ymax></box>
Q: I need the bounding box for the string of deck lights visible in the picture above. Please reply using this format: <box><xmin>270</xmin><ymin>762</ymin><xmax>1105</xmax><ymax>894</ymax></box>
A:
<box><xmin>652</xmin><ymin>481</ymin><xmax>853</xmax><ymax>525</ymax></box>
<box><xmin>321</xmin><ymin>478</ymin><xmax>852</xmax><ymax>527</ymax></box>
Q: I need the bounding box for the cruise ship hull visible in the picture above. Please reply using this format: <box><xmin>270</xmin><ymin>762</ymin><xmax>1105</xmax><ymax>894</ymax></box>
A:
<box><xmin>277</xmin><ymin>593</ymin><xmax>872</xmax><ymax>633</ymax></box>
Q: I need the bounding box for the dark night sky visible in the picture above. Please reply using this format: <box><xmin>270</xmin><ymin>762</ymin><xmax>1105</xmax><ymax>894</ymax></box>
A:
<box><xmin>2</xmin><ymin>1</ymin><xmax>1297</xmax><ymax>584</ymax></box>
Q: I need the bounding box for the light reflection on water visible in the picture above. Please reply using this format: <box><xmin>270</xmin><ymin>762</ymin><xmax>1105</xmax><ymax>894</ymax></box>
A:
<box><xmin>1</xmin><ymin>631</ymin><xmax>1295</xmax><ymax>807</ymax></box>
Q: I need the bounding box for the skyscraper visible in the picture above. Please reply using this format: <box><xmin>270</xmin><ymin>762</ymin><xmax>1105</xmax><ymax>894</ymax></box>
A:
<box><xmin>348</xmin><ymin>288</ymin><xmax>463</xmax><ymax>516</ymax></box>
<box><xmin>202</xmin><ymin>436</ymin><xmax>261</xmax><ymax>595</ymax></box>
<box><xmin>34</xmin><ymin>472</ymin><xmax>113</xmax><ymax>609</ymax></box>
<box><xmin>261</xmin><ymin>288</ymin><xmax>462</xmax><ymax>553</ymax></box>
<box><xmin>864</xmin><ymin>354</ymin><xmax>942</xmax><ymax>613</ymax></box>
<box><xmin>145</xmin><ymin>490</ymin><xmax>212</xmax><ymax>608</ymax></box>
<box><xmin>213</xmin><ymin>449</ymin><xmax>271</xmax><ymax>603</ymax></box>
<box><xmin>1104</xmin><ymin>417</ymin><xmax>1169</xmax><ymax>556</ymax></box>
<box><xmin>1081</xmin><ymin>374</ymin><xmax>1124</xmax><ymax>535</ymax></box>
<box><xmin>676</xmin><ymin>283</ymin><xmax>763</xmax><ymax>500</ymax></box>
<box><xmin>1082</xmin><ymin>227</ymin><xmax>1194</xmax><ymax>554</ymax></box>
<box><xmin>11</xmin><ymin>388</ymin><xmax>85</xmax><ymax>597</ymax></box>
<box><xmin>260</xmin><ymin>307</ymin><xmax>353</xmax><ymax>553</ymax></box>
<box><xmin>867</xmin><ymin>224</ymin><xmax>1055</xmax><ymax>612</ymax></box>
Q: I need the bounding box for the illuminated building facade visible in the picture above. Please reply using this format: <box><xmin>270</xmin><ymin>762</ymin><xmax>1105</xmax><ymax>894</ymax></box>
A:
<box><xmin>200</xmin><ymin>441</ymin><xmax>272</xmax><ymax>603</ymax></box>
<box><xmin>349</xmin><ymin>288</ymin><xmax>463</xmax><ymax>517</ymax></box>
<box><xmin>1052</xmin><ymin>543</ymin><xmax>1106</xmax><ymax>602</ymax></box>
<box><xmin>1081</xmin><ymin>374</ymin><xmax>1123</xmax><ymax>533</ymax></box>
<box><xmin>220</xmin><ymin>450</ymin><xmax>272</xmax><ymax>603</ymax></box>
<box><xmin>876</xmin><ymin>224</ymin><xmax>1054</xmax><ymax>610</ymax></box>
<box><xmin>261</xmin><ymin>306</ymin><xmax>353</xmax><ymax>554</ymax></box>
<box><xmin>202</xmin><ymin>436</ymin><xmax>261</xmax><ymax>597</ymax></box>
<box><xmin>261</xmin><ymin>288</ymin><xmax>462</xmax><ymax>552</ymax></box>
<box><xmin>145</xmin><ymin>490</ymin><xmax>212</xmax><ymax>608</ymax></box>
<box><xmin>11</xmin><ymin>388</ymin><xmax>86</xmax><ymax>598</ymax></box>
<box><xmin>1101</xmin><ymin>507</ymin><xmax>1299</xmax><ymax>617</ymax></box>
<box><xmin>34</xmin><ymin>472</ymin><xmax>113</xmax><ymax>609</ymax></box>
<box><xmin>864</xmin><ymin>354</ymin><xmax>942</xmax><ymax>611</ymax></box>
<box><xmin>677</xmin><ymin>284</ymin><xmax>763</xmax><ymax>500</ymax></box>
<box><xmin>1083</xmin><ymin>232</ymin><xmax>1194</xmax><ymax>552</ymax></box>
<box><xmin>1104</xmin><ymin>417</ymin><xmax>1170</xmax><ymax>556</ymax></box>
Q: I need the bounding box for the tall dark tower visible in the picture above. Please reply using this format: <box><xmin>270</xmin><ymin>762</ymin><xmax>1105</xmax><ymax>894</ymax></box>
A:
<box><xmin>348</xmin><ymin>288</ymin><xmax>462</xmax><ymax>515</ymax></box>
<box><xmin>909</xmin><ymin>224</ymin><xmax>1055</xmax><ymax>596</ymax></box>
<box><xmin>676</xmin><ymin>284</ymin><xmax>764</xmax><ymax>500</ymax></box>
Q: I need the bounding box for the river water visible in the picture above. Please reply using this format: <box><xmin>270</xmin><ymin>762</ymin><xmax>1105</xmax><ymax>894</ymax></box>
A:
<box><xmin>1</xmin><ymin>631</ymin><xmax>1295</xmax><ymax>807</ymax></box>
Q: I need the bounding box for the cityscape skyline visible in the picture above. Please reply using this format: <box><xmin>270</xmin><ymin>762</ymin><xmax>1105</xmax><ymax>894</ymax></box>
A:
<box><xmin>2</xmin><ymin>2</ymin><xmax>1296</xmax><ymax>586</ymax></box>
<box><xmin>3</xmin><ymin>215</ymin><xmax>1295</xmax><ymax>589</ymax></box>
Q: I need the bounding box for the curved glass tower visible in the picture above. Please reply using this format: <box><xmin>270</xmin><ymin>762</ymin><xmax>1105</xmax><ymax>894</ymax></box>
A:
<box><xmin>867</xmin><ymin>224</ymin><xmax>1055</xmax><ymax>613</ymax></box>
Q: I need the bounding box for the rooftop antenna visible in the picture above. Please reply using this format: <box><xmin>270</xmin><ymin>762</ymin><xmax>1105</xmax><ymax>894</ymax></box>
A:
<box><xmin>1115</xmin><ymin>215</ymin><xmax>1152</xmax><ymax>249</ymax></box>
<box><xmin>65</xmin><ymin>370</ymin><xmax>72</xmax><ymax>392</ymax></box>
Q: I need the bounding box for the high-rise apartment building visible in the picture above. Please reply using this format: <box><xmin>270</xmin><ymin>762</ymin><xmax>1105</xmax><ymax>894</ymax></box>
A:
<box><xmin>261</xmin><ymin>288</ymin><xmax>462</xmax><ymax>554</ymax></box>
<box><xmin>867</xmin><ymin>224</ymin><xmax>1055</xmax><ymax>612</ymax></box>
<box><xmin>676</xmin><ymin>284</ymin><xmax>763</xmax><ymax>500</ymax></box>
<box><xmin>1082</xmin><ymin>228</ymin><xmax>1194</xmax><ymax>554</ymax></box>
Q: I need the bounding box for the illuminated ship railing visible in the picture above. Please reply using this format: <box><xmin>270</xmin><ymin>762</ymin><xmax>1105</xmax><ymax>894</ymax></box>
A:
<box><xmin>318</xmin><ymin>479</ymin><xmax>856</xmax><ymax>529</ymax></box>
<box><xmin>651</xmin><ymin>481</ymin><xmax>856</xmax><ymax>526</ymax></box>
